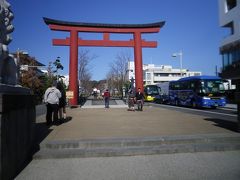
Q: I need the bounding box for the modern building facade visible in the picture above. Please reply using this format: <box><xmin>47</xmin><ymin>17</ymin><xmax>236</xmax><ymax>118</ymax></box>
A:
<box><xmin>219</xmin><ymin>0</ymin><xmax>240</xmax><ymax>129</ymax></box>
<box><xmin>126</xmin><ymin>61</ymin><xmax>201</xmax><ymax>85</ymax></box>
<box><xmin>218</xmin><ymin>0</ymin><xmax>240</xmax><ymax>86</ymax></box>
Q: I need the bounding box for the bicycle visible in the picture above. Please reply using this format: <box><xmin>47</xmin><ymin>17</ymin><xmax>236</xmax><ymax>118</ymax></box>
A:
<box><xmin>136</xmin><ymin>99</ymin><xmax>143</xmax><ymax>111</ymax></box>
<box><xmin>128</xmin><ymin>97</ymin><xmax>135</xmax><ymax>111</ymax></box>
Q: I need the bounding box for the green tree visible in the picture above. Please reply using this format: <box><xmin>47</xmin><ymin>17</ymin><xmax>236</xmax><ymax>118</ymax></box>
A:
<box><xmin>18</xmin><ymin>54</ymin><xmax>65</xmax><ymax>104</ymax></box>
<box><xmin>53</xmin><ymin>57</ymin><xmax>64</xmax><ymax>81</ymax></box>
<box><xmin>17</xmin><ymin>52</ymin><xmax>45</xmax><ymax>104</ymax></box>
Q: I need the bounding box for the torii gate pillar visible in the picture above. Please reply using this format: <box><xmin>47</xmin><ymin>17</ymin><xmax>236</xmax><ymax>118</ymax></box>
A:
<box><xmin>69</xmin><ymin>30</ymin><xmax>78</xmax><ymax>105</ymax></box>
<box><xmin>134</xmin><ymin>32</ymin><xmax>143</xmax><ymax>91</ymax></box>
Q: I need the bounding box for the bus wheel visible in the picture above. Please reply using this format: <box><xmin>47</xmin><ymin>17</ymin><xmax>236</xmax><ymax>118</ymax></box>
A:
<box><xmin>175</xmin><ymin>99</ymin><xmax>179</xmax><ymax>106</ymax></box>
<box><xmin>191</xmin><ymin>100</ymin><xmax>197</xmax><ymax>108</ymax></box>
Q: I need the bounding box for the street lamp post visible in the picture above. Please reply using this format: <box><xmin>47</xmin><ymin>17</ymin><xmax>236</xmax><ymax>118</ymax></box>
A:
<box><xmin>172</xmin><ymin>50</ymin><xmax>183</xmax><ymax>77</ymax></box>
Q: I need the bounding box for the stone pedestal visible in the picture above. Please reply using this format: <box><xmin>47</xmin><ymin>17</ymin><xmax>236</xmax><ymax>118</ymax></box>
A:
<box><xmin>0</xmin><ymin>85</ymin><xmax>36</xmax><ymax>180</ymax></box>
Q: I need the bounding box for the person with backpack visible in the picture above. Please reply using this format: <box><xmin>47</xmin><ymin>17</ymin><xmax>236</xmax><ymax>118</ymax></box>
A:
<box><xmin>57</xmin><ymin>82</ymin><xmax>67</xmax><ymax>121</ymax></box>
<box><xmin>44</xmin><ymin>81</ymin><xmax>62</xmax><ymax>126</ymax></box>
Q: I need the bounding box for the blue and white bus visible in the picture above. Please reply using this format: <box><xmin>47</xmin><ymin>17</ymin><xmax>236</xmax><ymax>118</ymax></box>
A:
<box><xmin>169</xmin><ymin>76</ymin><xmax>226</xmax><ymax>108</ymax></box>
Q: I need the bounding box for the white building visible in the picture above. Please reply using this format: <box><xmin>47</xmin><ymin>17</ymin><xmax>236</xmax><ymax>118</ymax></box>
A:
<box><xmin>219</xmin><ymin>0</ymin><xmax>240</xmax><ymax>48</ymax></box>
<box><xmin>126</xmin><ymin>61</ymin><xmax>201</xmax><ymax>85</ymax></box>
<box><xmin>218</xmin><ymin>0</ymin><xmax>240</xmax><ymax>86</ymax></box>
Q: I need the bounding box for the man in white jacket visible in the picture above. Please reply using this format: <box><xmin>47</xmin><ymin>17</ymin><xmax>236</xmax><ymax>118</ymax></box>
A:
<box><xmin>44</xmin><ymin>81</ymin><xmax>62</xmax><ymax>125</ymax></box>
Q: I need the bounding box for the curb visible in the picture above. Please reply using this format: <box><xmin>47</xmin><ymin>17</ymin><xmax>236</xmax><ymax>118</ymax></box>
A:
<box><xmin>34</xmin><ymin>133</ymin><xmax>240</xmax><ymax>159</ymax></box>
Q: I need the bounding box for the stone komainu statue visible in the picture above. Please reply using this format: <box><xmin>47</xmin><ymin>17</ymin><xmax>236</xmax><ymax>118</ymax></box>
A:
<box><xmin>0</xmin><ymin>0</ymin><xmax>18</xmax><ymax>85</ymax></box>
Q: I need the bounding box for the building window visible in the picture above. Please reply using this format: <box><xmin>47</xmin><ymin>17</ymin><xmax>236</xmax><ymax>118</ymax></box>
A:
<box><xmin>146</xmin><ymin>73</ymin><xmax>151</xmax><ymax>80</ymax></box>
<box><xmin>222</xmin><ymin>49</ymin><xmax>240</xmax><ymax>69</ymax></box>
<box><xmin>154</xmin><ymin>73</ymin><xmax>169</xmax><ymax>77</ymax></box>
<box><xmin>233</xmin><ymin>49</ymin><xmax>239</xmax><ymax>63</ymax></box>
<box><xmin>223</xmin><ymin>52</ymin><xmax>229</xmax><ymax>69</ymax></box>
<box><xmin>225</xmin><ymin>0</ymin><xmax>237</xmax><ymax>12</ymax></box>
<box><xmin>223</xmin><ymin>22</ymin><xmax>234</xmax><ymax>35</ymax></box>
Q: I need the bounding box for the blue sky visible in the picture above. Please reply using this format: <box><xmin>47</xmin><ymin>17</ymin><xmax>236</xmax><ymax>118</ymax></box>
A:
<box><xmin>8</xmin><ymin>0</ymin><xmax>226</xmax><ymax>80</ymax></box>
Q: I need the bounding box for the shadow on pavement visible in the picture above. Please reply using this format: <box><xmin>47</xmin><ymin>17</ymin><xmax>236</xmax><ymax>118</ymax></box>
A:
<box><xmin>34</xmin><ymin>122</ymin><xmax>53</xmax><ymax>149</ymax></box>
<box><xmin>64</xmin><ymin>116</ymin><xmax>72</xmax><ymax>123</ymax></box>
<box><xmin>15</xmin><ymin>122</ymin><xmax>54</xmax><ymax>179</ymax></box>
<box><xmin>52</xmin><ymin>116</ymin><xmax>73</xmax><ymax>126</ymax></box>
<box><xmin>204</xmin><ymin>118</ymin><xmax>238</xmax><ymax>132</ymax></box>
<box><xmin>35</xmin><ymin>116</ymin><xmax>72</xmax><ymax>144</ymax></box>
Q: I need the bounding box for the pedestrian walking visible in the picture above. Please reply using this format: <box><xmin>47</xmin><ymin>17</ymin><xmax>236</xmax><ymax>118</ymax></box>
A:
<box><xmin>135</xmin><ymin>88</ymin><xmax>144</xmax><ymax>111</ymax></box>
<box><xmin>103</xmin><ymin>89</ymin><xmax>110</xmax><ymax>108</ymax></box>
<box><xmin>57</xmin><ymin>82</ymin><xmax>67</xmax><ymax>122</ymax></box>
<box><xmin>44</xmin><ymin>81</ymin><xmax>61</xmax><ymax>126</ymax></box>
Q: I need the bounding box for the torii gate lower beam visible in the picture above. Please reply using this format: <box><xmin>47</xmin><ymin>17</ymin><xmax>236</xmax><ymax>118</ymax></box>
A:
<box><xmin>44</xmin><ymin>17</ymin><xmax>165</xmax><ymax>106</ymax></box>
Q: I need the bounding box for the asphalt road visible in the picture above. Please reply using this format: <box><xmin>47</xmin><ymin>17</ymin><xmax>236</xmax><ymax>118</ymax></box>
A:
<box><xmin>149</xmin><ymin>103</ymin><xmax>238</xmax><ymax>123</ymax></box>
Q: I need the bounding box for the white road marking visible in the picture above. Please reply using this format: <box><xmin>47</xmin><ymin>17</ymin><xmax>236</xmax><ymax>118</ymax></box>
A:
<box><xmin>151</xmin><ymin>103</ymin><xmax>237</xmax><ymax>117</ymax></box>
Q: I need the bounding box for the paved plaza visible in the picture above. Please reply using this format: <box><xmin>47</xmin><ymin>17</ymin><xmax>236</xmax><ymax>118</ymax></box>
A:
<box><xmin>36</xmin><ymin>103</ymin><xmax>237</xmax><ymax>141</ymax></box>
<box><xmin>16</xmin><ymin>101</ymin><xmax>240</xmax><ymax>180</ymax></box>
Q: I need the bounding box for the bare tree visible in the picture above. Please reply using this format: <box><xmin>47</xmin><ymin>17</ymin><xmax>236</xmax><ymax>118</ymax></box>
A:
<box><xmin>78</xmin><ymin>49</ymin><xmax>96</xmax><ymax>94</ymax></box>
<box><xmin>107</xmin><ymin>50</ymin><xmax>131</xmax><ymax>97</ymax></box>
<box><xmin>106</xmin><ymin>69</ymin><xmax>116</xmax><ymax>95</ymax></box>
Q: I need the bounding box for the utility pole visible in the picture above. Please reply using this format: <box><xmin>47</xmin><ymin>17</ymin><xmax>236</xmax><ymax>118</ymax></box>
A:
<box><xmin>172</xmin><ymin>50</ymin><xmax>183</xmax><ymax>77</ymax></box>
<box><xmin>215</xmin><ymin>65</ymin><xmax>218</xmax><ymax>76</ymax></box>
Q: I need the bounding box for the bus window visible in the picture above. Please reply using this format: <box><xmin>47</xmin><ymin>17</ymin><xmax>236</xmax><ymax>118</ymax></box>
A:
<box><xmin>172</xmin><ymin>82</ymin><xmax>180</xmax><ymax>90</ymax></box>
<box><xmin>180</xmin><ymin>81</ymin><xmax>188</xmax><ymax>90</ymax></box>
<box><xmin>201</xmin><ymin>80</ymin><xmax>225</xmax><ymax>94</ymax></box>
<box><xmin>189</xmin><ymin>81</ymin><xmax>197</xmax><ymax>91</ymax></box>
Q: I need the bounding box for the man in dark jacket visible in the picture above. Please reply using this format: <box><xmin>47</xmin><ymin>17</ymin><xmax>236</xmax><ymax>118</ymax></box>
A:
<box><xmin>135</xmin><ymin>88</ymin><xmax>144</xmax><ymax>111</ymax></box>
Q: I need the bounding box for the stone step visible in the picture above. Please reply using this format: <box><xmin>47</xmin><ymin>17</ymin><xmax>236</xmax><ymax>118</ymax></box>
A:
<box><xmin>82</xmin><ymin>99</ymin><xmax>128</xmax><ymax>108</ymax></box>
<box><xmin>34</xmin><ymin>133</ymin><xmax>240</xmax><ymax>159</ymax></box>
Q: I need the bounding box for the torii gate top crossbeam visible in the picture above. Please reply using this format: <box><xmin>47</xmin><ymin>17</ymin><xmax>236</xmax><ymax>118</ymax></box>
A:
<box><xmin>43</xmin><ymin>17</ymin><xmax>165</xmax><ymax>33</ymax></box>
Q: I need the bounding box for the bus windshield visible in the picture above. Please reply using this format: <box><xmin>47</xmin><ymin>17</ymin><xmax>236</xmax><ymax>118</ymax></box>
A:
<box><xmin>144</xmin><ymin>85</ymin><xmax>159</xmax><ymax>95</ymax></box>
<box><xmin>200</xmin><ymin>80</ymin><xmax>225</xmax><ymax>94</ymax></box>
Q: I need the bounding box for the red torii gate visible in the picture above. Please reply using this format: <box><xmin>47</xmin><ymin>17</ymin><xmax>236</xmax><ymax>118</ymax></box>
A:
<box><xmin>44</xmin><ymin>17</ymin><xmax>165</xmax><ymax>106</ymax></box>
